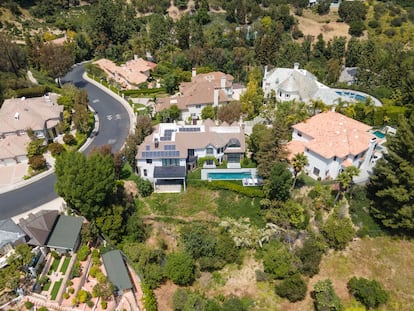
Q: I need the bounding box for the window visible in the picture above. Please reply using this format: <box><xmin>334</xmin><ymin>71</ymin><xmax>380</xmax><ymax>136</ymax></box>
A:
<box><xmin>297</xmin><ymin>132</ymin><xmax>302</xmax><ymax>137</ymax></box>
<box><xmin>227</xmin><ymin>153</ymin><xmax>240</xmax><ymax>163</ymax></box>
<box><xmin>313</xmin><ymin>167</ymin><xmax>320</xmax><ymax>176</ymax></box>
<box><xmin>228</xmin><ymin>138</ymin><xmax>241</xmax><ymax>148</ymax></box>
<box><xmin>143</xmin><ymin>169</ymin><xmax>147</xmax><ymax>177</ymax></box>
<box><xmin>206</xmin><ymin>148</ymin><xmax>214</xmax><ymax>155</ymax></box>
<box><xmin>279</xmin><ymin>92</ymin><xmax>282</xmax><ymax>97</ymax></box>
<box><xmin>333</xmin><ymin>156</ymin><xmax>337</xmax><ymax>161</ymax></box>
<box><xmin>196</xmin><ymin>105</ymin><xmax>201</xmax><ymax>109</ymax></box>
<box><xmin>286</xmin><ymin>94</ymin><xmax>290</xmax><ymax>98</ymax></box>
<box><xmin>162</xmin><ymin>159</ymin><xmax>180</xmax><ymax>166</ymax></box>
<box><xmin>206</xmin><ymin>159</ymin><xmax>214</xmax><ymax>165</ymax></box>
<box><xmin>146</xmin><ymin>159</ymin><xmax>152</xmax><ymax>164</ymax></box>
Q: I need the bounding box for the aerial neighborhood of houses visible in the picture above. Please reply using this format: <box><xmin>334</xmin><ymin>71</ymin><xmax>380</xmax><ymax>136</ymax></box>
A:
<box><xmin>0</xmin><ymin>55</ymin><xmax>394</xmax><ymax>310</ymax></box>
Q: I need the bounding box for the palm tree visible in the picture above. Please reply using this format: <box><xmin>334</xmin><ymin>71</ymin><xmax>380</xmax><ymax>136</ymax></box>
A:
<box><xmin>291</xmin><ymin>152</ymin><xmax>308</xmax><ymax>189</ymax></box>
<box><xmin>334</xmin><ymin>165</ymin><xmax>360</xmax><ymax>204</ymax></box>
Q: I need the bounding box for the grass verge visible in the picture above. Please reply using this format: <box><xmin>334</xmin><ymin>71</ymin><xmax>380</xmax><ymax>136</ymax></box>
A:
<box><xmin>51</xmin><ymin>278</ymin><xmax>63</xmax><ymax>300</ymax></box>
<box><xmin>49</xmin><ymin>257</ymin><xmax>61</xmax><ymax>274</ymax></box>
<box><xmin>60</xmin><ymin>257</ymin><xmax>71</xmax><ymax>274</ymax></box>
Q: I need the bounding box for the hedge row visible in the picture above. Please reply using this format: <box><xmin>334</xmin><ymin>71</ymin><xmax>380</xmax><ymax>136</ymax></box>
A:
<box><xmin>207</xmin><ymin>180</ymin><xmax>265</xmax><ymax>198</ymax></box>
<box><xmin>122</xmin><ymin>88</ymin><xmax>166</xmax><ymax>96</ymax></box>
<box><xmin>15</xmin><ymin>86</ymin><xmax>50</xmax><ymax>98</ymax></box>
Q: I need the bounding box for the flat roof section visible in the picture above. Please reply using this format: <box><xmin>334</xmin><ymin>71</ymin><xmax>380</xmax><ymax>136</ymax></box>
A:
<box><xmin>102</xmin><ymin>250</ymin><xmax>133</xmax><ymax>291</ymax></box>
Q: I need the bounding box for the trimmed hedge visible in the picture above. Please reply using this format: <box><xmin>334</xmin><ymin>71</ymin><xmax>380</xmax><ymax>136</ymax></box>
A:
<box><xmin>122</xmin><ymin>88</ymin><xmax>166</xmax><ymax>96</ymax></box>
<box><xmin>207</xmin><ymin>180</ymin><xmax>265</xmax><ymax>198</ymax></box>
<box><xmin>15</xmin><ymin>86</ymin><xmax>50</xmax><ymax>98</ymax></box>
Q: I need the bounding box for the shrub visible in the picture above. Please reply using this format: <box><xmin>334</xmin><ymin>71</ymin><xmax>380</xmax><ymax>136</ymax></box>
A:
<box><xmin>89</xmin><ymin>265</ymin><xmax>100</xmax><ymax>278</ymax></box>
<box><xmin>63</xmin><ymin>292</ymin><xmax>70</xmax><ymax>299</ymax></box>
<box><xmin>38</xmin><ymin>307</ymin><xmax>49</xmax><ymax>311</ymax></box>
<box><xmin>208</xmin><ymin>181</ymin><xmax>265</xmax><ymax>198</ymax></box>
<box><xmin>63</xmin><ymin>133</ymin><xmax>76</xmax><ymax>145</ymax></box>
<box><xmin>142</xmin><ymin>284</ymin><xmax>157</xmax><ymax>311</ymax></box>
<box><xmin>77</xmin><ymin>244</ymin><xmax>90</xmax><ymax>261</ymax></box>
<box><xmin>312</xmin><ymin>279</ymin><xmax>342</xmax><ymax>311</ymax></box>
<box><xmin>390</xmin><ymin>17</ymin><xmax>403</xmax><ymax>27</ymax></box>
<box><xmin>321</xmin><ymin>213</ymin><xmax>355</xmax><ymax>250</ymax></box>
<box><xmin>25</xmin><ymin>301</ymin><xmax>33</xmax><ymax>310</ymax></box>
<box><xmin>349</xmin><ymin>20</ymin><xmax>365</xmax><ymax>37</ymax></box>
<box><xmin>296</xmin><ymin>236</ymin><xmax>326</xmax><ymax>277</ymax></box>
<box><xmin>383</xmin><ymin>28</ymin><xmax>396</xmax><ymax>38</ymax></box>
<box><xmin>28</xmin><ymin>155</ymin><xmax>47</xmax><ymax>171</ymax></box>
<box><xmin>67</xmin><ymin>280</ymin><xmax>73</xmax><ymax>286</ymax></box>
<box><xmin>275</xmin><ymin>273</ymin><xmax>307</xmax><ymax>302</ymax></box>
<box><xmin>15</xmin><ymin>86</ymin><xmax>50</xmax><ymax>98</ymax></box>
<box><xmin>165</xmin><ymin>252</ymin><xmax>195</xmax><ymax>286</ymax></box>
<box><xmin>68</xmin><ymin>287</ymin><xmax>75</xmax><ymax>294</ymax></box>
<box><xmin>48</xmin><ymin>142</ymin><xmax>65</xmax><ymax>156</ymax></box>
<box><xmin>101</xmin><ymin>301</ymin><xmax>107</xmax><ymax>309</ymax></box>
<box><xmin>347</xmin><ymin>277</ymin><xmax>389</xmax><ymax>309</ymax></box>
<box><xmin>70</xmin><ymin>260</ymin><xmax>81</xmax><ymax>279</ymax></box>
<box><xmin>368</xmin><ymin>20</ymin><xmax>379</xmax><ymax>28</ymax></box>
<box><xmin>86</xmin><ymin>300</ymin><xmax>94</xmax><ymax>308</ymax></box>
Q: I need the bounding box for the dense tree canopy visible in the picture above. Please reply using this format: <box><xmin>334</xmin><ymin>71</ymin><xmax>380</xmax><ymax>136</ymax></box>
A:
<box><xmin>368</xmin><ymin>113</ymin><xmax>414</xmax><ymax>234</ymax></box>
<box><xmin>55</xmin><ymin>151</ymin><xmax>115</xmax><ymax>219</ymax></box>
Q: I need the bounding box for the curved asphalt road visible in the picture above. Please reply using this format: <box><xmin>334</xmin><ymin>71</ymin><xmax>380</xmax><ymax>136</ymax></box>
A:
<box><xmin>0</xmin><ymin>64</ymin><xmax>130</xmax><ymax>218</ymax></box>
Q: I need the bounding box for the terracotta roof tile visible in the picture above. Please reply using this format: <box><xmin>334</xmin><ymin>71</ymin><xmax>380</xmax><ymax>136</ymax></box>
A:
<box><xmin>290</xmin><ymin>111</ymin><xmax>375</xmax><ymax>159</ymax></box>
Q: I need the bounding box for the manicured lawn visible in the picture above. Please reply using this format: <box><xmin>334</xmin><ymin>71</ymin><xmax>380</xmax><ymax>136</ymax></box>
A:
<box><xmin>48</xmin><ymin>257</ymin><xmax>62</xmax><ymax>274</ymax></box>
<box><xmin>43</xmin><ymin>281</ymin><xmax>51</xmax><ymax>291</ymax></box>
<box><xmin>60</xmin><ymin>257</ymin><xmax>71</xmax><ymax>274</ymax></box>
<box><xmin>50</xmin><ymin>278</ymin><xmax>63</xmax><ymax>300</ymax></box>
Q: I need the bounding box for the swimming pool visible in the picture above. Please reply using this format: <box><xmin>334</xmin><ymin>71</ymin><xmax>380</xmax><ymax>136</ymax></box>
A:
<box><xmin>336</xmin><ymin>91</ymin><xmax>366</xmax><ymax>102</ymax></box>
<box><xmin>373</xmin><ymin>130</ymin><xmax>385</xmax><ymax>139</ymax></box>
<box><xmin>207</xmin><ymin>172</ymin><xmax>253</xmax><ymax>180</ymax></box>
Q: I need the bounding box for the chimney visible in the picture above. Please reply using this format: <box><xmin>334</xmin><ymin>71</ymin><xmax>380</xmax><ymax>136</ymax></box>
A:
<box><xmin>294</xmin><ymin>62</ymin><xmax>300</xmax><ymax>70</ymax></box>
<box><xmin>134</xmin><ymin>54</ymin><xmax>139</xmax><ymax>61</ymax></box>
<box><xmin>154</xmin><ymin>138</ymin><xmax>159</xmax><ymax>149</ymax></box>
<box><xmin>362</xmin><ymin>137</ymin><xmax>377</xmax><ymax>168</ymax></box>
<box><xmin>14</xmin><ymin>112</ymin><xmax>19</xmax><ymax>120</ymax></box>
<box><xmin>213</xmin><ymin>88</ymin><xmax>219</xmax><ymax>107</ymax></box>
<box><xmin>221</xmin><ymin>75</ymin><xmax>226</xmax><ymax>89</ymax></box>
<box><xmin>192</xmin><ymin>68</ymin><xmax>197</xmax><ymax>77</ymax></box>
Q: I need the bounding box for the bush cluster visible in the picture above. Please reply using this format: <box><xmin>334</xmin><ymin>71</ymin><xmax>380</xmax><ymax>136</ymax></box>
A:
<box><xmin>15</xmin><ymin>86</ymin><xmax>50</xmax><ymax>98</ymax></box>
<box><xmin>208</xmin><ymin>180</ymin><xmax>265</xmax><ymax>198</ymax></box>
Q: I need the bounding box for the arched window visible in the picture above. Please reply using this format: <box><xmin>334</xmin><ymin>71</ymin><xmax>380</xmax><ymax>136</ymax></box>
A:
<box><xmin>228</xmin><ymin>138</ymin><xmax>241</xmax><ymax>148</ymax></box>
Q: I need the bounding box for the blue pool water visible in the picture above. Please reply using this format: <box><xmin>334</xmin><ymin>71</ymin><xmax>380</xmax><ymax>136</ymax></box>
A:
<box><xmin>336</xmin><ymin>91</ymin><xmax>367</xmax><ymax>102</ymax></box>
<box><xmin>373</xmin><ymin>130</ymin><xmax>386</xmax><ymax>139</ymax></box>
<box><xmin>208</xmin><ymin>172</ymin><xmax>252</xmax><ymax>180</ymax></box>
<box><xmin>354</xmin><ymin>94</ymin><xmax>366</xmax><ymax>101</ymax></box>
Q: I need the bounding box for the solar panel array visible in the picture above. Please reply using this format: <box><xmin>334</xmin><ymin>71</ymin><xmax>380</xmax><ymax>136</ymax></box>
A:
<box><xmin>178</xmin><ymin>127</ymin><xmax>201</xmax><ymax>132</ymax></box>
<box><xmin>164</xmin><ymin>145</ymin><xmax>176</xmax><ymax>150</ymax></box>
<box><xmin>160</xmin><ymin>129</ymin><xmax>175</xmax><ymax>141</ymax></box>
<box><xmin>142</xmin><ymin>151</ymin><xmax>180</xmax><ymax>158</ymax></box>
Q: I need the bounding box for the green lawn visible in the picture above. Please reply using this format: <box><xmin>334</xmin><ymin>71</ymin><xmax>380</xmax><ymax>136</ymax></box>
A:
<box><xmin>60</xmin><ymin>257</ymin><xmax>71</xmax><ymax>274</ymax></box>
<box><xmin>43</xmin><ymin>281</ymin><xmax>51</xmax><ymax>291</ymax></box>
<box><xmin>48</xmin><ymin>257</ymin><xmax>61</xmax><ymax>274</ymax></box>
<box><xmin>216</xmin><ymin>190</ymin><xmax>265</xmax><ymax>227</ymax></box>
<box><xmin>50</xmin><ymin>278</ymin><xmax>63</xmax><ymax>300</ymax></box>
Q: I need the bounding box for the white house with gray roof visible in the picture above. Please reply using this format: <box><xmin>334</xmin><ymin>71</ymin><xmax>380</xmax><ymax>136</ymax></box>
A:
<box><xmin>263</xmin><ymin>63</ymin><xmax>343</xmax><ymax>106</ymax></box>
<box><xmin>136</xmin><ymin>119</ymin><xmax>246</xmax><ymax>192</ymax></box>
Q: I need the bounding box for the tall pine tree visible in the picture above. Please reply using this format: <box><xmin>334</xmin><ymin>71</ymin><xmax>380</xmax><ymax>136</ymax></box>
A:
<box><xmin>367</xmin><ymin>113</ymin><xmax>414</xmax><ymax>233</ymax></box>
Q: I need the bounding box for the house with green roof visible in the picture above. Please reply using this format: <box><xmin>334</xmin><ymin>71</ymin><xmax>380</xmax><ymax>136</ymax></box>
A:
<box><xmin>46</xmin><ymin>215</ymin><xmax>83</xmax><ymax>254</ymax></box>
<box><xmin>102</xmin><ymin>250</ymin><xmax>133</xmax><ymax>293</ymax></box>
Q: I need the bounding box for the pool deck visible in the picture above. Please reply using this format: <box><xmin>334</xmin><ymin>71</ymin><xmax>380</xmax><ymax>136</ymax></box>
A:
<box><xmin>332</xmin><ymin>88</ymin><xmax>382</xmax><ymax>107</ymax></box>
